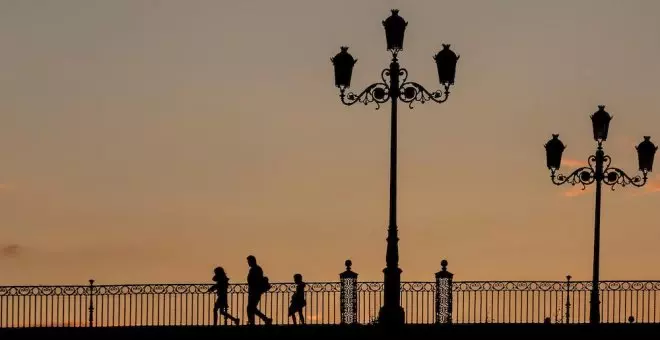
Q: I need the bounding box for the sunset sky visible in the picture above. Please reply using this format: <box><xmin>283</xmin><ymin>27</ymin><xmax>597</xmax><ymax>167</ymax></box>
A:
<box><xmin>2</xmin><ymin>0</ymin><xmax>660</xmax><ymax>285</ymax></box>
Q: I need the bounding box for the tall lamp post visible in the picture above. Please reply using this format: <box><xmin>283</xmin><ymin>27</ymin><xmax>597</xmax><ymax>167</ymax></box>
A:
<box><xmin>331</xmin><ymin>9</ymin><xmax>459</xmax><ymax>325</ymax></box>
<box><xmin>544</xmin><ymin>105</ymin><xmax>657</xmax><ymax>324</ymax></box>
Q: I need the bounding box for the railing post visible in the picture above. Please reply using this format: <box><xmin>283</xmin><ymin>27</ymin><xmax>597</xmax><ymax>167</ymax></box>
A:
<box><xmin>88</xmin><ymin>279</ymin><xmax>95</xmax><ymax>327</ymax></box>
<box><xmin>435</xmin><ymin>259</ymin><xmax>453</xmax><ymax>324</ymax></box>
<box><xmin>340</xmin><ymin>259</ymin><xmax>358</xmax><ymax>325</ymax></box>
<box><xmin>565</xmin><ymin>275</ymin><xmax>571</xmax><ymax>324</ymax></box>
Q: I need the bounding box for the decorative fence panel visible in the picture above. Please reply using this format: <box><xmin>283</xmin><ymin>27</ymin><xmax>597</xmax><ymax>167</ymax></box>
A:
<box><xmin>452</xmin><ymin>281</ymin><xmax>660</xmax><ymax>324</ymax></box>
<box><xmin>2</xmin><ymin>280</ymin><xmax>659</xmax><ymax>327</ymax></box>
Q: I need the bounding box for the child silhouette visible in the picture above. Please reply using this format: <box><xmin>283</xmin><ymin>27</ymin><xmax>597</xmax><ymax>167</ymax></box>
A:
<box><xmin>208</xmin><ymin>267</ymin><xmax>240</xmax><ymax>325</ymax></box>
<box><xmin>288</xmin><ymin>273</ymin><xmax>306</xmax><ymax>325</ymax></box>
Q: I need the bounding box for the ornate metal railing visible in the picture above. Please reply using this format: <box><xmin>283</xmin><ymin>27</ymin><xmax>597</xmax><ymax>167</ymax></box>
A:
<box><xmin>452</xmin><ymin>280</ymin><xmax>660</xmax><ymax>324</ymax></box>
<box><xmin>2</xmin><ymin>279</ymin><xmax>659</xmax><ymax>327</ymax></box>
<box><xmin>2</xmin><ymin>261</ymin><xmax>659</xmax><ymax>328</ymax></box>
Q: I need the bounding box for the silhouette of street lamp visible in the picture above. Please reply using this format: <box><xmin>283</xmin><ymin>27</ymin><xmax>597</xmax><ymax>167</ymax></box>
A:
<box><xmin>331</xmin><ymin>9</ymin><xmax>459</xmax><ymax>326</ymax></box>
<box><xmin>544</xmin><ymin>105</ymin><xmax>657</xmax><ymax>324</ymax></box>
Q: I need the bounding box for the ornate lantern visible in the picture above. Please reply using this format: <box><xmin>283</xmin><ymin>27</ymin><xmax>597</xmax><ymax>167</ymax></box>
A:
<box><xmin>331</xmin><ymin>47</ymin><xmax>357</xmax><ymax>88</ymax></box>
<box><xmin>433</xmin><ymin>44</ymin><xmax>459</xmax><ymax>85</ymax></box>
<box><xmin>636</xmin><ymin>136</ymin><xmax>657</xmax><ymax>172</ymax></box>
<box><xmin>545</xmin><ymin>134</ymin><xmax>566</xmax><ymax>170</ymax></box>
<box><xmin>590</xmin><ymin>105</ymin><xmax>612</xmax><ymax>141</ymax></box>
<box><xmin>382</xmin><ymin>9</ymin><xmax>407</xmax><ymax>51</ymax></box>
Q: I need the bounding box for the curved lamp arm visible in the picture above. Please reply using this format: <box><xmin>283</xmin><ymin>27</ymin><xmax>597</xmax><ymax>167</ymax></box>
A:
<box><xmin>337</xmin><ymin>67</ymin><xmax>392</xmax><ymax>110</ymax></box>
<box><xmin>602</xmin><ymin>167</ymin><xmax>648</xmax><ymax>190</ymax></box>
<box><xmin>398</xmin><ymin>82</ymin><xmax>451</xmax><ymax>109</ymax></box>
<box><xmin>550</xmin><ymin>155</ymin><xmax>597</xmax><ymax>190</ymax></box>
<box><xmin>339</xmin><ymin>82</ymin><xmax>390</xmax><ymax>109</ymax></box>
<box><xmin>550</xmin><ymin>166</ymin><xmax>596</xmax><ymax>190</ymax></box>
<box><xmin>549</xmin><ymin>153</ymin><xmax>650</xmax><ymax>191</ymax></box>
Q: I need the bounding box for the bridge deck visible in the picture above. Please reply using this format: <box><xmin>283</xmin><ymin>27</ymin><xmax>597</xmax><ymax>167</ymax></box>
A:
<box><xmin>1</xmin><ymin>324</ymin><xmax>658</xmax><ymax>340</ymax></box>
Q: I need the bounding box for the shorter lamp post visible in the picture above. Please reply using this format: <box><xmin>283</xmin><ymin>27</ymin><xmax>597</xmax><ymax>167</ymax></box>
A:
<box><xmin>544</xmin><ymin>105</ymin><xmax>657</xmax><ymax>324</ymax></box>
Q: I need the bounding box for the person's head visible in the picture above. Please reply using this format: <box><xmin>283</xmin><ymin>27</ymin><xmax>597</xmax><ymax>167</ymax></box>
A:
<box><xmin>247</xmin><ymin>255</ymin><xmax>257</xmax><ymax>267</ymax></box>
<box><xmin>294</xmin><ymin>273</ymin><xmax>303</xmax><ymax>284</ymax></box>
<box><xmin>213</xmin><ymin>267</ymin><xmax>226</xmax><ymax>281</ymax></box>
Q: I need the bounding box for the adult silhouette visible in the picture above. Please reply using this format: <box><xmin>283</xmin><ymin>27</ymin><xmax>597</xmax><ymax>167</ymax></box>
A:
<box><xmin>246</xmin><ymin>255</ymin><xmax>272</xmax><ymax>325</ymax></box>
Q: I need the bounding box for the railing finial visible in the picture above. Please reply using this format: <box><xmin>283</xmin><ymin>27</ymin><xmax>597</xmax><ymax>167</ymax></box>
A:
<box><xmin>435</xmin><ymin>259</ymin><xmax>454</xmax><ymax>324</ymax></box>
<box><xmin>340</xmin><ymin>259</ymin><xmax>358</xmax><ymax>324</ymax></box>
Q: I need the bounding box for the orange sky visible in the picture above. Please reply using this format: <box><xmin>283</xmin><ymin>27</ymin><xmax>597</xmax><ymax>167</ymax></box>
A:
<box><xmin>1</xmin><ymin>0</ymin><xmax>660</xmax><ymax>285</ymax></box>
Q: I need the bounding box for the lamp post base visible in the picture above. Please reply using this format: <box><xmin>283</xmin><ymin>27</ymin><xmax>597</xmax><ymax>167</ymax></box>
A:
<box><xmin>378</xmin><ymin>266</ymin><xmax>405</xmax><ymax>326</ymax></box>
<box><xmin>378</xmin><ymin>305</ymin><xmax>405</xmax><ymax>326</ymax></box>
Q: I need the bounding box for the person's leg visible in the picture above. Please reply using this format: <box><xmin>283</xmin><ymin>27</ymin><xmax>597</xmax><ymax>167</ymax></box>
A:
<box><xmin>254</xmin><ymin>308</ymin><xmax>269</xmax><ymax>321</ymax></box>
<box><xmin>224</xmin><ymin>308</ymin><xmax>240</xmax><ymax>325</ymax></box>
<box><xmin>289</xmin><ymin>305</ymin><xmax>296</xmax><ymax>325</ymax></box>
<box><xmin>298</xmin><ymin>309</ymin><xmax>305</xmax><ymax>324</ymax></box>
<box><xmin>219</xmin><ymin>305</ymin><xmax>238</xmax><ymax>324</ymax></box>
<box><xmin>213</xmin><ymin>299</ymin><xmax>222</xmax><ymax>326</ymax></box>
<box><xmin>220</xmin><ymin>310</ymin><xmax>238</xmax><ymax>325</ymax></box>
<box><xmin>253</xmin><ymin>294</ymin><xmax>272</xmax><ymax>324</ymax></box>
<box><xmin>247</xmin><ymin>294</ymin><xmax>257</xmax><ymax>325</ymax></box>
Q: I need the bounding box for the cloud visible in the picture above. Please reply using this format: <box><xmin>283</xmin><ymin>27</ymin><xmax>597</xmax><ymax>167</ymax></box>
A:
<box><xmin>1</xmin><ymin>244</ymin><xmax>21</xmax><ymax>258</ymax></box>
<box><xmin>0</xmin><ymin>242</ymin><xmax>179</xmax><ymax>268</ymax></box>
<box><xmin>563</xmin><ymin>186</ymin><xmax>591</xmax><ymax>198</ymax></box>
<box><xmin>627</xmin><ymin>176</ymin><xmax>660</xmax><ymax>197</ymax></box>
<box><xmin>561</xmin><ymin>159</ymin><xmax>586</xmax><ymax>168</ymax></box>
<box><xmin>646</xmin><ymin>179</ymin><xmax>660</xmax><ymax>193</ymax></box>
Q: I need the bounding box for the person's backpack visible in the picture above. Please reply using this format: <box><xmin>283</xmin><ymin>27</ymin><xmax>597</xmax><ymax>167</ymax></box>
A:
<box><xmin>261</xmin><ymin>276</ymin><xmax>272</xmax><ymax>293</ymax></box>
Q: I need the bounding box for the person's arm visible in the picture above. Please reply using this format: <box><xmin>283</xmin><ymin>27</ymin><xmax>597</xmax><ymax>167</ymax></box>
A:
<box><xmin>208</xmin><ymin>284</ymin><xmax>218</xmax><ymax>293</ymax></box>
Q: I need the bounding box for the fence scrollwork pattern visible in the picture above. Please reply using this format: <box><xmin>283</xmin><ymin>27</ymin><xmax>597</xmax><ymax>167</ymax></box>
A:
<box><xmin>2</xmin><ymin>280</ymin><xmax>659</xmax><ymax>327</ymax></box>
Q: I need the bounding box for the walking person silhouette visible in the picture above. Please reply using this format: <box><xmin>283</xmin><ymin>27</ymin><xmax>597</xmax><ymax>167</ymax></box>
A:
<box><xmin>288</xmin><ymin>273</ymin><xmax>306</xmax><ymax>325</ymax></box>
<box><xmin>208</xmin><ymin>267</ymin><xmax>240</xmax><ymax>326</ymax></box>
<box><xmin>246</xmin><ymin>255</ymin><xmax>272</xmax><ymax>325</ymax></box>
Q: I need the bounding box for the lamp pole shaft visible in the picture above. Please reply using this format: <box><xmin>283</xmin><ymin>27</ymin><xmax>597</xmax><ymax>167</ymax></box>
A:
<box><xmin>380</xmin><ymin>55</ymin><xmax>405</xmax><ymax>325</ymax></box>
<box><xmin>590</xmin><ymin>146</ymin><xmax>604</xmax><ymax>324</ymax></box>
